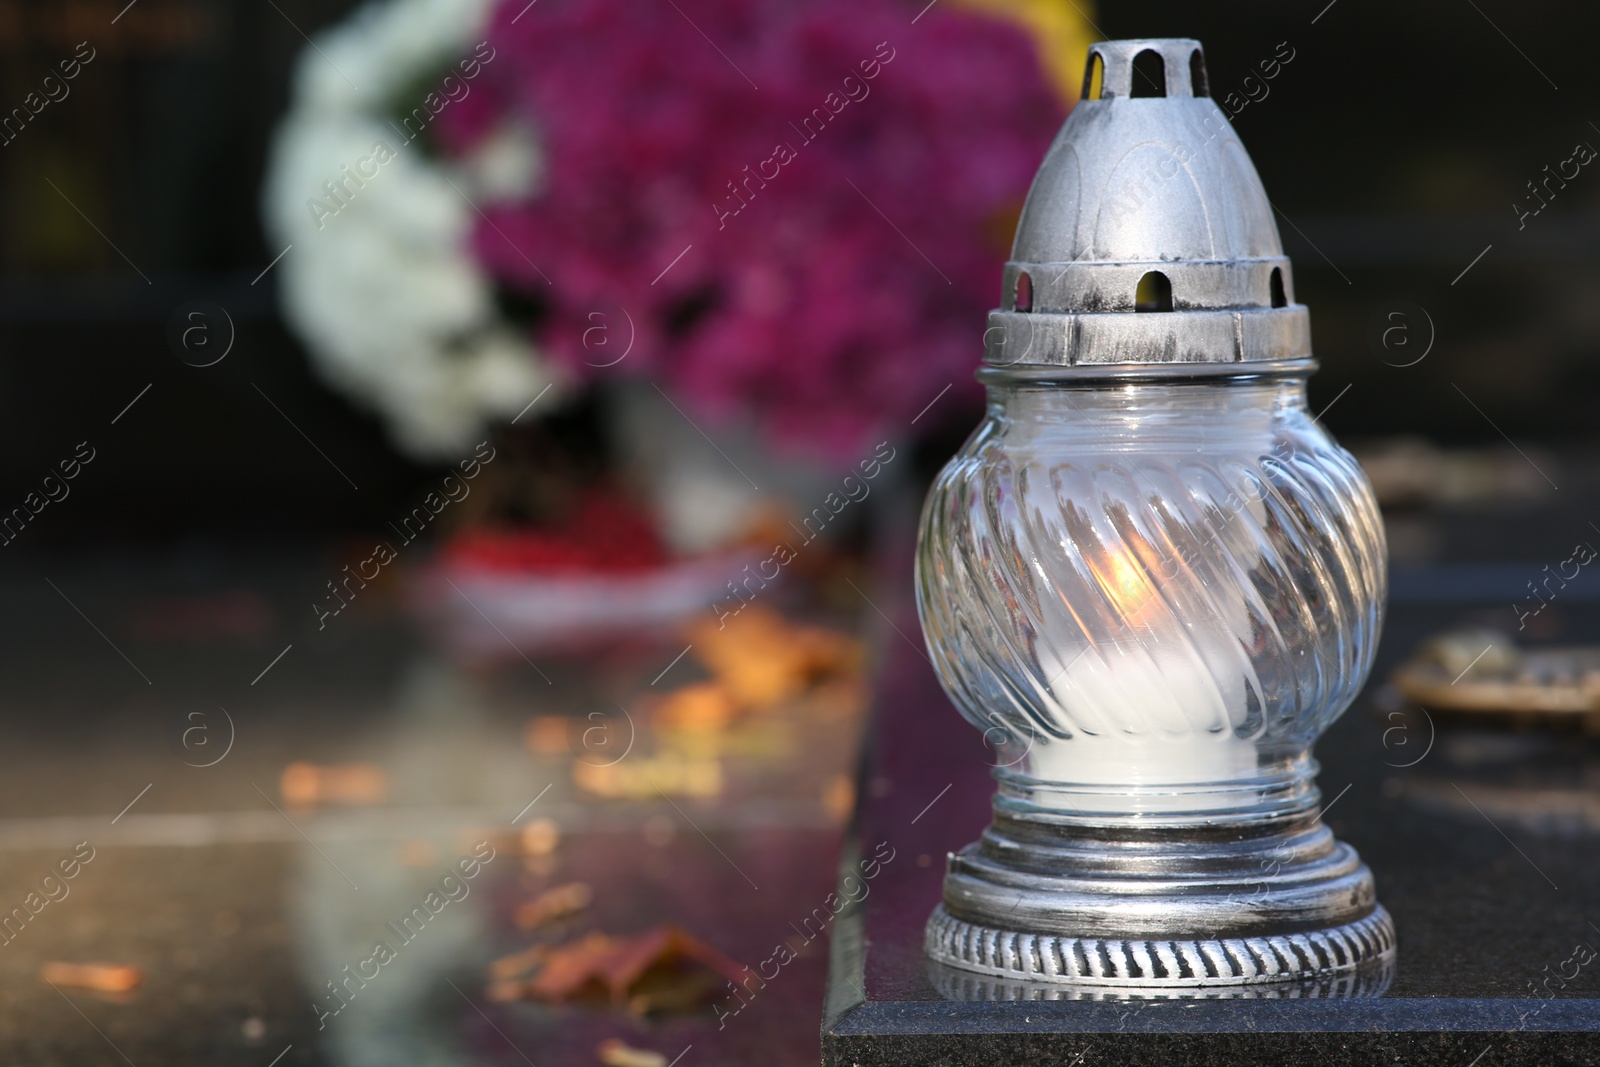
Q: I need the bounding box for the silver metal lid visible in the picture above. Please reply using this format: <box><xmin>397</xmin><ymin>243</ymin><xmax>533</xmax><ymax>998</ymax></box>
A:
<box><xmin>985</xmin><ymin>38</ymin><xmax>1311</xmax><ymax>370</ymax></box>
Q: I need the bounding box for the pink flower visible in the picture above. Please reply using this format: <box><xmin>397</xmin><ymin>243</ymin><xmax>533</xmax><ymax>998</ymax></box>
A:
<box><xmin>440</xmin><ymin>0</ymin><xmax>1063</xmax><ymax>459</ymax></box>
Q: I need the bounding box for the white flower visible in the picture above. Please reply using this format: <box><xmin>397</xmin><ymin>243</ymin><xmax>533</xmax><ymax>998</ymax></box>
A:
<box><xmin>262</xmin><ymin>0</ymin><xmax>560</xmax><ymax>459</ymax></box>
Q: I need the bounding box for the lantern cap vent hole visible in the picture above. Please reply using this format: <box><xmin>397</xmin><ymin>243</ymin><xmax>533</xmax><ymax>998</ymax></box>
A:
<box><xmin>1014</xmin><ymin>271</ymin><xmax>1033</xmax><ymax>312</ymax></box>
<box><xmin>1130</xmin><ymin>50</ymin><xmax>1165</xmax><ymax>98</ymax></box>
<box><xmin>1136</xmin><ymin>271</ymin><xmax>1172</xmax><ymax>312</ymax></box>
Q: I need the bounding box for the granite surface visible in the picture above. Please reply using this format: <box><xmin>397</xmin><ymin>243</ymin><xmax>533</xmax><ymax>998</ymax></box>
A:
<box><xmin>0</xmin><ymin>552</ymin><xmax>857</xmax><ymax>1066</ymax></box>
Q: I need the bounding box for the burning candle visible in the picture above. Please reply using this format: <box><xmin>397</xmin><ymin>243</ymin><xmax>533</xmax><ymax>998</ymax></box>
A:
<box><xmin>915</xmin><ymin>37</ymin><xmax>1392</xmax><ymax>989</ymax></box>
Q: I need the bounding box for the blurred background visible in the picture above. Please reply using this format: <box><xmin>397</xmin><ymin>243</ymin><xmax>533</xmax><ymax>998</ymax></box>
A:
<box><xmin>1</xmin><ymin>0</ymin><xmax>1598</xmax><ymax>1063</ymax></box>
<box><xmin>0</xmin><ymin>0</ymin><xmax>1596</xmax><ymax>546</ymax></box>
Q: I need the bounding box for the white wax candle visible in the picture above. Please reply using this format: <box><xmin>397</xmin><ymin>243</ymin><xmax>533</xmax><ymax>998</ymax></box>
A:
<box><xmin>1022</xmin><ymin>544</ymin><xmax>1259</xmax><ymax>814</ymax></box>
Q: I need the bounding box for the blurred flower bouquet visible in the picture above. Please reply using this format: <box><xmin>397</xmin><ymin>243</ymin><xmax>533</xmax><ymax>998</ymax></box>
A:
<box><xmin>265</xmin><ymin>0</ymin><xmax>1085</xmax><ymax>643</ymax></box>
<box><xmin>436</xmin><ymin>0</ymin><xmax>1074</xmax><ymax>458</ymax></box>
<box><xmin>266</xmin><ymin>0</ymin><xmax>1081</xmax><ymax>459</ymax></box>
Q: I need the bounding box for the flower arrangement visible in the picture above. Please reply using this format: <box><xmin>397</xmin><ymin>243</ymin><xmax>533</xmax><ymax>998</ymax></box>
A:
<box><xmin>266</xmin><ymin>0</ymin><xmax>1082</xmax><ymax>462</ymax></box>
<box><xmin>433</xmin><ymin>0</ymin><xmax>1078</xmax><ymax>458</ymax></box>
<box><xmin>265</xmin><ymin>0</ymin><xmax>1089</xmax><ymax>645</ymax></box>
<box><xmin>262</xmin><ymin>0</ymin><xmax>562</xmax><ymax>460</ymax></box>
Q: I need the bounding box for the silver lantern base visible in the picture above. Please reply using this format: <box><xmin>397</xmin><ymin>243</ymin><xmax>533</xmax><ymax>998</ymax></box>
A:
<box><xmin>925</xmin><ymin>802</ymin><xmax>1396</xmax><ymax>991</ymax></box>
<box><xmin>926</xmin><ymin>905</ymin><xmax>1396</xmax><ymax>989</ymax></box>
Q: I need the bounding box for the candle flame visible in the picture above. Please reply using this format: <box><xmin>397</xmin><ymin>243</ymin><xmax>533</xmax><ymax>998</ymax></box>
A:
<box><xmin>1097</xmin><ymin>548</ymin><xmax>1158</xmax><ymax>626</ymax></box>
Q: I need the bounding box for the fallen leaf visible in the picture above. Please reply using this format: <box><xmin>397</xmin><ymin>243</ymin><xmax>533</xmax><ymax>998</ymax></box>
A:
<box><xmin>625</xmin><ymin>971</ymin><xmax>721</xmax><ymax>1016</ymax></box>
<box><xmin>504</xmin><ymin>925</ymin><xmax>745</xmax><ymax>1009</ymax></box>
<box><xmin>653</xmin><ymin>686</ymin><xmax>799</xmax><ymax>762</ymax></box>
<box><xmin>521</xmin><ymin>818</ymin><xmax>561</xmax><ymax>855</ymax></box>
<box><xmin>488</xmin><ymin>943</ymin><xmax>550</xmax><ymax>983</ymax></box>
<box><xmin>573</xmin><ymin>757</ymin><xmax>721</xmax><ymax>799</ymax></box>
<box><xmin>515</xmin><ymin>882</ymin><xmax>593</xmax><ymax>930</ymax></box>
<box><xmin>280</xmin><ymin>762</ymin><xmax>387</xmax><ymax>809</ymax></box>
<box><xmin>652</xmin><ymin>682</ymin><xmax>739</xmax><ymax>733</ymax></box>
<box><xmin>597</xmin><ymin>1038</ymin><xmax>667</xmax><ymax>1067</ymax></box>
<box><xmin>526</xmin><ymin>716</ymin><xmax>571</xmax><ymax>755</ymax></box>
<box><xmin>686</xmin><ymin>606</ymin><xmax>862</xmax><ymax>708</ymax></box>
<box><xmin>41</xmin><ymin>962</ymin><xmax>142</xmax><ymax>993</ymax></box>
<box><xmin>486</xmin><ymin>978</ymin><xmax>528</xmax><ymax>1003</ymax></box>
<box><xmin>822</xmin><ymin>774</ymin><xmax>855</xmax><ymax>823</ymax></box>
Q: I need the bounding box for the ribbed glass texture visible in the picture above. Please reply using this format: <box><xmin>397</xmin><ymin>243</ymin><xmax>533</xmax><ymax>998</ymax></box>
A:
<box><xmin>916</xmin><ymin>375</ymin><xmax>1386</xmax><ymax>813</ymax></box>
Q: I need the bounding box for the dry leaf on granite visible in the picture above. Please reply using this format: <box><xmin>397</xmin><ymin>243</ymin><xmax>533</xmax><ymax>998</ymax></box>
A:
<box><xmin>652</xmin><ymin>682</ymin><xmax>739</xmax><ymax>733</ymax></box>
<box><xmin>515</xmin><ymin>882</ymin><xmax>593</xmax><ymax>930</ymax></box>
<box><xmin>492</xmin><ymin>925</ymin><xmax>745</xmax><ymax>1010</ymax></box>
<box><xmin>573</xmin><ymin>757</ymin><xmax>721</xmax><ymax>799</ymax></box>
<box><xmin>520</xmin><ymin>818</ymin><xmax>561</xmax><ymax>855</ymax></box>
<box><xmin>40</xmin><ymin>961</ymin><xmax>142</xmax><ymax>993</ymax></box>
<box><xmin>526</xmin><ymin>716</ymin><xmax>571</xmax><ymax>755</ymax></box>
<box><xmin>596</xmin><ymin>1038</ymin><xmax>668</xmax><ymax>1067</ymax></box>
<box><xmin>488</xmin><ymin>942</ymin><xmax>550</xmax><ymax>983</ymax></box>
<box><xmin>280</xmin><ymin>762</ymin><xmax>388</xmax><ymax>809</ymax></box>
<box><xmin>822</xmin><ymin>774</ymin><xmax>855</xmax><ymax>823</ymax></box>
<box><xmin>686</xmin><ymin>606</ymin><xmax>862</xmax><ymax>708</ymax></box>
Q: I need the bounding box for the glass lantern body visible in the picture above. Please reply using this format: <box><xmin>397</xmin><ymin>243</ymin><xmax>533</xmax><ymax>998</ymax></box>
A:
<box><xmin>916</xmin><ymin>370</ymin><xmax>1386</xmax><ymax>820</ymax></box>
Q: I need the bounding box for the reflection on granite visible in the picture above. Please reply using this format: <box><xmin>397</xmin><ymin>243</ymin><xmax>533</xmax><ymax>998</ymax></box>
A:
<box><xmin>1389</xmin><ymin>715</ymin><xmax>1600</xmax><ymax>839</ymax></box>
<box><xmin>0</xmin><ymin>554</ymin><xmax>862</xmax><ymax>1066</ymax></box>
<box><xmin>289</xmin><ymin>660</ymin><xmax>496</xmax><ymax>1067</ymax></box>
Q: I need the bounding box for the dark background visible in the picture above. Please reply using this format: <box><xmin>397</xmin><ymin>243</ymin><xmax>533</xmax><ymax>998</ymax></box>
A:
<box><xmin>0</xmin><ymin>0</ymin><xmax>1594</xmax><ymax>542</ymax></box>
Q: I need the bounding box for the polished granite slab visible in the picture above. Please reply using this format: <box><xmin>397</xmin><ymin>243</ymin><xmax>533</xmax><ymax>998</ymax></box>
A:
<box><xmin>824</xmin><ymin>598</ymin><xmax>1600</xmax><ymax>1066</ymax></box>
<box><xmin>0</xmin><ymin>551</ymin><xmax>859</xmax><ymax>1066</ymax></box>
